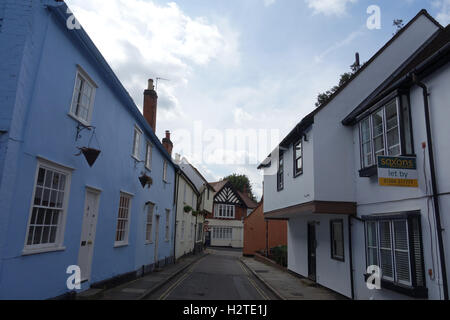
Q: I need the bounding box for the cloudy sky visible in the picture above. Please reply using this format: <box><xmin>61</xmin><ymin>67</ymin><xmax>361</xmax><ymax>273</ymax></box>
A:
<box><xmin>65</xmin><ymin>0</ymin><xmax>450</xmax><ymax>199</ymax></box>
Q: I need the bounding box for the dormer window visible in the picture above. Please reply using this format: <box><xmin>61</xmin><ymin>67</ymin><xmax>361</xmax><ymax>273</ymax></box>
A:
<box><xmin>358</xmin><ymin>96</ymin><xmax>413</xmax><ymax>175</ymax></box>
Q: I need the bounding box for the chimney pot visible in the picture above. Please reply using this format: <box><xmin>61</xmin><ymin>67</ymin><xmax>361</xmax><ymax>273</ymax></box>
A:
<box><xmin>162</xmin><ymin>129</ymin><xmax>173</xmax><ymax>156</ymax></box>
<box><xmin>148</xmin><ymin>79</ymin><xmax>154</xmax><ymax>90</ymax></box>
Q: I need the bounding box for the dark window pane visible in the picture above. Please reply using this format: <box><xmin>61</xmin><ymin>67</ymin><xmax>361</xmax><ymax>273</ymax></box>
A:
<box><xmin>27</xmin><ymin>227</ymin><xmax>35</xmax><ymax>245</ymax></box>
<box><xmin>33</xmin><ymin>227</ymin><xmax>43</xmax><ymax>244</ymax></box>
<box><xmin>34</xmin><ymin>187</ymin><xmax>43</xmax><ymax>206</ymax></box>
<box><xmin>44</xmin><ymin>171</ymin><xmax>53</xmax><ymax>188</ymax></box>
<box><xmin>36</xmin><ymin>209</ymin><xmax>45</xmax><ymax>225</ymax></box>
<box><xmin>41</xmin><ymin>227</ymin><xmax>50</xmax><ymax>244</ymax></box>
<box><xmin>49</xmin><ymin>226</ymin><xmax>57</xmax><ymax>243</ymax></box>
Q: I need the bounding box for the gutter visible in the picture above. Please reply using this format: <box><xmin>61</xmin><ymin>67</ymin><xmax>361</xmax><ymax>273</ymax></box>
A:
<box><xmin>412</xmin><ymin>74</ymin><xmax>448</xmax><ymax>300</ymax></box>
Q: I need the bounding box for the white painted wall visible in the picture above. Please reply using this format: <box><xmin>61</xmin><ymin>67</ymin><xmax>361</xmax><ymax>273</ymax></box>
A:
<box><xmin>206</xmin><ymin>219</ymin><xmax>243</xmax><ymax>248</ymax></box>
<box><xmin>313</xmin><ymin>14</ymin><xmax>440</xmax><ymax>203</ymax></box>
<box><xmin>175</xmin><ymin>175</ymin><xmax>198</xmax><ymax>259</ymax></box>
<box><xmin>351</xmin><ymin>64</ymin><xmax>450</xmax><ymax>300</ymax></box>
<box><xmin>263</xmin><ymin>127</ymin><xmax>315</xmax><ymax>213</ymax></box>
<box><xmin>288</xmin><ymin>214</ymin><xmax>352</xmax><ymax>298</ymax></box>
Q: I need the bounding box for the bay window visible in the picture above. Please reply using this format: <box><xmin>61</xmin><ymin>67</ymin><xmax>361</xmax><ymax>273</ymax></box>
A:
<box><xmin>359</xmin><ymin>96</ymin><xmax>413</xmax><ymax>175</ymax></box>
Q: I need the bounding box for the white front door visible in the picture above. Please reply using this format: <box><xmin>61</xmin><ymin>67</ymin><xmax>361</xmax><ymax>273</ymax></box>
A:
<box><xmin>154</xmin><ymin>215</ymin><xmax>160</xmax><ymax>266</ymax></box>
<box><xmin>77</xmin><ymin>188</ymin><xmax>100</xmax><ymax>282</ymax></box>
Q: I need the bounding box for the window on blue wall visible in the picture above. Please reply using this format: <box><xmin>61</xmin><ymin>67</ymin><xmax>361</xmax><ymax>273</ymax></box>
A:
<box><xmin>70</xmin><ymin>67</ymin><xmax>97</xmax><ymax>125</ymax></box>
<box><xmin>24</xmin><ymin>159</ymin><xmax>72</xmax><ymax>253</ymax></box>
<box><xmin>163</xmin><ymin>160</ymin><xmax>168</xmax><ymax>182</ymax></box>
<box><xmin>145</xmin><ymin>141</ymin><xmax>152</xmax><ymax>170</ymax></box>
<box><xmin>132</xmin><ymin>126</ymin><xmax>142</xmax><ymax>160</ymax></box>
<box><xmin>115</xmin><ymin>193</ymin><xmax>132</xmax><ymax>246</ymax></box>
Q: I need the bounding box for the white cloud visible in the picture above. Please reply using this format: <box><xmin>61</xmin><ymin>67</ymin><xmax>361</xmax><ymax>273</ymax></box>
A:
<box><xmin>65</xmin><ymin>0</ymin><xmax>240</xmax><ymax>114</ymax></box>
<box><xmin>433</xmin><ymin>0</ymin><xmax>450</xmax><ymax>26</ymax></box>
<box><xmin>263</xmin><ymin>0</ymin><xmax>276</xmax><ymax>7</ymax></box>
<box><xmin>233</xmin><ymin>108</ymin><xmax>253</xmax><ymax>125</ymax></box>
<box><xmin>305</xmin><ymin>0</ymin><xmax>357</xmax><ymax>16</ymax></box>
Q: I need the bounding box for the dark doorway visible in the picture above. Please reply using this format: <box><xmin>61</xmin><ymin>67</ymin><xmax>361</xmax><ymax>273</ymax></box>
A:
<box><xmin>205</xmin><ymin>231</ymin><xmax>211</xmax><ymax>247</ymax></box>
<box><xmin>307</xmin><ymin>222</ymin><xmax>317</xmax><ymax>281</ymax></box>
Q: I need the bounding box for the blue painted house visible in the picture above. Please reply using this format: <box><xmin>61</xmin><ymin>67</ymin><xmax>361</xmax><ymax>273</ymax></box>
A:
<box><xmin>0</xmin><ymin>0</ymin><xmax>177</xmax><ymax>299</ymax></box>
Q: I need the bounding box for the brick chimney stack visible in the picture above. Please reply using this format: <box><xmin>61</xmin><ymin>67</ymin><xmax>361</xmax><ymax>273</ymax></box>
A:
<box><xmin>162</xmin><ymin>130</ymin><xmax>173</xmax><ymax>156</ymax></box>
<box><xmin>143</xmin><ymin>79</ymin><xmax>158</xmax><ymax>132</ymax></box>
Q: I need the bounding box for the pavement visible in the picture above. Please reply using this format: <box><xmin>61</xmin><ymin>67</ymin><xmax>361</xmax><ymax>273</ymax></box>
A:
<box><xmin>77</xmin><ymin>252</ymin><xmax>207</xmax><ymax>300</ymax></box>
<box><xmin>240</xmin><ymin>256</ymin><xmax>347</xmax><ymax>300</ymax></box>
<box><xmin>145</xmin><ymin>248</ymin><xmax>278</xmax><ymax>300</ymax></box>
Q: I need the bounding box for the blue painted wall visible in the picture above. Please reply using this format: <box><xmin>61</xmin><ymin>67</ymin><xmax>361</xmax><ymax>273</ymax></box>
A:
<box><xmin>0</xmin><ymin>0</ymin><xmax>177</xmax><ymax>299</ymax></box>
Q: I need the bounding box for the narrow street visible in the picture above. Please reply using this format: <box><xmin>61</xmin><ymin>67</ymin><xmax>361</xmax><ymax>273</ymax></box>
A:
<box><xmin>146</xmin><ymin>248</ymin><xmax>278</xmax><ymax>300</ymax></box>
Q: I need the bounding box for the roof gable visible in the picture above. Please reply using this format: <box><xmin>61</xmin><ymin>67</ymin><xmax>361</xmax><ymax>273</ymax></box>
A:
<box><xmin>214</xmin><ymin>183</ymin><xmax>242</xmax><ymax>205</ymax></box>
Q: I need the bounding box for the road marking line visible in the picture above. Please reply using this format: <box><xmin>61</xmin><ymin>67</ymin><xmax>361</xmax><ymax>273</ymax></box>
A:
<box><xmin>238</xmin><ymin>260</ymin><xmax>269</xmax><ymax>300</ymax></box>
<box><xmin>158</xmin><ymin>258</ymin><xmax>202</xmax><ymax>300</ymax></box>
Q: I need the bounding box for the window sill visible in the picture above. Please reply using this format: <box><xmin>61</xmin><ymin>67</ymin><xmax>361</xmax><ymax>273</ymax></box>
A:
<box><xmin>131</xmin><ymin>155</ymin><xmax>141</xmax><ymax>162</ymax></box>
<box><xmin>114</xmin><ymin>243</ymin><xmax>129</xmax><ymax>248</ymax></box>
<box><xmin>331</xmin><ymin>256</ymin><xmax>345</xmax><ymax>262</ymax></box>
<box><xmin>294</xmin><ymin>171</ymin><xmax>303</xmax><ymax>178</ymax></box>
<box><xmin>67</xmin><ymin>113</ymin><xmax>91</xmax><ymax>127</ymax></box>
<box><xmin>363</xmin><ymin>274</ymin><xmax>428</xmax><ymax>298</ymax></box>
<box><xmin>22</xmin><ymin>246</ymin><xmax>66</xmax><ymax>256</ymax></box>
<box><xmin>145</xmin><ymin>241</ymin><xmax>153</xmax><ymax>245</ymax></box>
<box><xmin>359</xmin><ymin>165</ymin><xmax>377</xmax><ymax>178</ymax></box>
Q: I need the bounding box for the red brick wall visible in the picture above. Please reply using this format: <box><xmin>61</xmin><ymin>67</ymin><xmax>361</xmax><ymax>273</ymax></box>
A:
<box><xmin>243</xmin><ymin>203</ymin><xmax>287</xmax><ymax>256</ymax></box>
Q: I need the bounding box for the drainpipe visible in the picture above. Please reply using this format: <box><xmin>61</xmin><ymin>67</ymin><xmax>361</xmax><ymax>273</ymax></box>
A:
<box><xmin>412</xmin><ymin>74</ymin><xmax>448</xmax><ymax>300</ymax></box>
<box><xmin>348</xmin><ymin>216</ymin><xmax>355</xmax><ymax>300</ymax></box>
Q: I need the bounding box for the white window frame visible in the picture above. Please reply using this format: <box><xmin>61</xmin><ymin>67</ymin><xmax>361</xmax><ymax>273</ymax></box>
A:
<box><xmin>365</xmin><ymin>219</ymin><xmax>413</xmax><ymax>287</ymax></box>
<box><xmin>145</xmin><ymin>141</ymin><xmax>152</xmax><ymax>170</ymax></box>
<box><xmin>114</xmin><ymin>192</ymin><xmax>132</xmax><ymax>247</ymax></box>
<box><xmin>145</xmin><ymin>203</ymin><xmax>154</xmax><ymax>244</ymax></box>
<box><xmin>23</xmin><ymin>158</ymin><xmax>73</xmax><ymax>255</ymax></box>
<box><xmin>359</xmin><ymin>98</ymin><xmax>402</xmax><ymax>169</ymax></box>
<box><xmin>215</xmin><ymin>204</ymin><xmax>235</xmax><ymax>219</ymax></box>
<box><xmin>165</xmin><ymin>209</ymin><xmax>170</xmax><ymax>241</ymax></box>
<box><xmin>69</xmin><ymin>66</ymin><xmax>97</xmax><ymax>126</ymax></box>
<box><xmin>132</xmin><ymin>126</ymin><xmax>142</xmax><ymax>160</ymax></box>
<box><xmin>213</xmin><ymin>227</ymin><xmax>232</xmax><ymax>240</ymax></box>
<box><xmin>163</xmin><ymin>160</ymin><xmax>168</xmax><ymax>182</ymax></box>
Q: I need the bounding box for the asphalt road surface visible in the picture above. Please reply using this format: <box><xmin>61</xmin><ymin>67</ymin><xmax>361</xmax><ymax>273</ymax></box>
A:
<box><xmin>146</xmin><ymin>248</ymin><xmax>278</xmax><ymax>300</ymax></box>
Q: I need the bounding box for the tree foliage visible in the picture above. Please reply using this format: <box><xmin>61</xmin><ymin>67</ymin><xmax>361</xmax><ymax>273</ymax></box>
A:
<box><xmin>315</xmin><ymin>72</ymin><xmax>354</xmax><ymax>108</ymax></box>
<box><xmin>393</xmin><ymin>19</ymin><xmax>404</xmax><ymax>34</ymax></box>
<box><xmin>223</xmin><ymin>173</ymin><xmax>256</xmax><ymax>201</ymax></box>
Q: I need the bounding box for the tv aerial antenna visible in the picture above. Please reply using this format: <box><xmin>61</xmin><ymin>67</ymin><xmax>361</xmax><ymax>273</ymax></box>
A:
<box><xmin>155</xmin><ymin>77</ymin><xmax>170</xmax><ymax>91</ymax></box>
